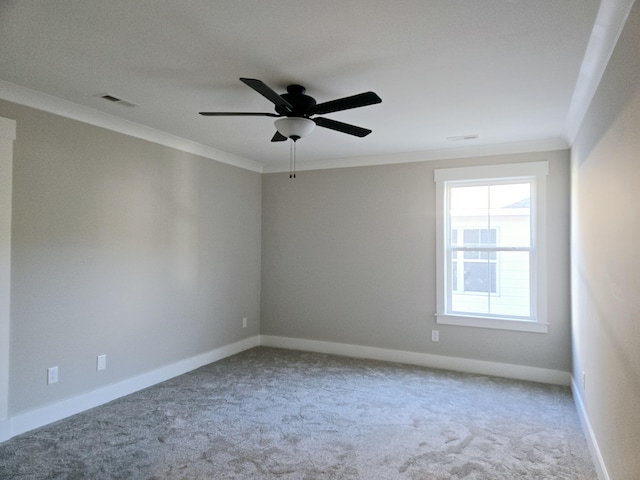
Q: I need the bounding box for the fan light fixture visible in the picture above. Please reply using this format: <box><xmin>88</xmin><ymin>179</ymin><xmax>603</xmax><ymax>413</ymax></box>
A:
<box><xmin>274</xmin><ymin>117</ymin><xmax>315</xmax><ymax>140</ymax></box>
<box><xmin>274</xmin><ymin>117</ymin><xmax>316</xmax><ymax>179</ymax></box>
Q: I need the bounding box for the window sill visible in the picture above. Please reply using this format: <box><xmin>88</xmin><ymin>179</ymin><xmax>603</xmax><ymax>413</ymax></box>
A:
<box><xmin>436</xmin><ymin>314</ymin><xmax>548</xmax><ymax>333</ymax></box>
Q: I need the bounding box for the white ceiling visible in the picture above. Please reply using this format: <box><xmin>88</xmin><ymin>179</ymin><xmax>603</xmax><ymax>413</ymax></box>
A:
<box><xmin>0</xmin><ymin>0</ymin><xmax>630</xmax><ymax>172</ymax></box>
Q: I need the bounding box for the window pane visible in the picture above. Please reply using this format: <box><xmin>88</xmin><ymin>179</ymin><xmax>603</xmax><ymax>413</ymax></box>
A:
<box><xmin>463</xmin><ymin>229</ymin><xmax>478</xmax><ymax>245</ymax></box>
<box><xmin>489</xmin><ymin>183</ymin><xmax>530</xmax><ymax>210</ymax></box>
<box><xmin>480</xmin><ymin>229</ymin><xmax>497</xmax><ymax>245</ymax></box>
<box><xmin>481</xmin><ymin>250</ymin><xmax>497</xmax><ymax>260</ymax></box>
<box><xmin>464</xmin><ymin>261</ymin><xmax>496</xmax><ymax>293</ymax></box>
<box><xmin>450</xmin><ymin>185</ymin><xmax>488</xmax><ymax>210</ymax></box>
<box><xmin>490</xmin><ymin>183</ymin><xmax>530</xmax><ymax>248</ymax></box>
<box><xmin>451</xmin><ymin>260</ymin><xmax>458</xmax><ymax>291</ymax></box>
<box><xmin>461</xmin><ymin>228</ymin><xmax>497</xmax><ymax>260</ymax></box>
<box><xmin>450</xmin><ymin>187</ymin><xmax>489</xmax><ymax>238</ymax></box>
<box><xmin>489</xmin><ymin>251</ymin><xmax>530</xmax><ymax>317</ymax></box>
<box><xmin>451</xmin><ymin>288</ymin><xmax>489</xmax><ymax>314</ymax></box>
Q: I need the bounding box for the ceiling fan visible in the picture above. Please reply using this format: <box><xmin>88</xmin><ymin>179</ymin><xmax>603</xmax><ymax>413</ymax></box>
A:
<box><xmin>199</xmin><ymin>78</ymin><xmax>382</xmax><ymax>142</ymax></box>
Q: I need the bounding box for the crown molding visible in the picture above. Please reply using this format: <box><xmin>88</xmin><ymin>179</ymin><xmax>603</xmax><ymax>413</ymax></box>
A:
<box><xmin>562</xmin><ymin>0</ymin><xmax>636</xmax><ymax>144</ymax></box>
<box><xmin>0</xmin><ymin>80</ymin><xmax>263</xmax><ymax>173</ymax></box>
<box><xmin>262</xmin><ymin>137</ymin><xmax>569</xmax><ymax>174</ymax></box>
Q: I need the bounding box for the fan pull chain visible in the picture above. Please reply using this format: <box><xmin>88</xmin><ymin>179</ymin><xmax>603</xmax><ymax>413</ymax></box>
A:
<box><xmin>293</xmin><ymin>140</ymin><xmax>297</xmax><ymax>179</ymax></box>
<box><xmin>289</xmin><ymin>138</ymin><xmax>298</xmax><ymax>179</ymax></box>
<box><xmin>289</xmin><ymin>139</ymin><xmax>293</xmax><ymax>178</ymax></box>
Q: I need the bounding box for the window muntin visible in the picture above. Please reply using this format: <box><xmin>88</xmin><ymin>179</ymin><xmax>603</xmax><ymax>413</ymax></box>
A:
<box><xmin>434</xmin><ymin>162</ymin><xmax>548</xmax><ymax>333</ymax></box>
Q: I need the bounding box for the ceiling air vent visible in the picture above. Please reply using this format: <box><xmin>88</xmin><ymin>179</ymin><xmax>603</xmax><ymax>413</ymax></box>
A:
<box><xmin>94</xmin><ymin>93</ymin><xmax>138</xmax><ymax>108</ymax></box>
<box><xmin>447</xmin><ymin>134</ymin><xmax>479</xmax><ymax>141</ymax></box>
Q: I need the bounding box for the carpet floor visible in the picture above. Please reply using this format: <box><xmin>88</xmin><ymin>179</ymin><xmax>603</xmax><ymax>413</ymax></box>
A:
<box><xmin>0</xmin><ymin>347</ymin><xmax>596</xmax><ymax>479</ymax></box>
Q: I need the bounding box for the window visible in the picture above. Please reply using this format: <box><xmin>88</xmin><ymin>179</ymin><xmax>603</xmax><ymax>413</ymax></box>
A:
<box><xmin>434</xmin><ymin>162</ymin><xmax>548</xmax><ymax>333</ymax></box>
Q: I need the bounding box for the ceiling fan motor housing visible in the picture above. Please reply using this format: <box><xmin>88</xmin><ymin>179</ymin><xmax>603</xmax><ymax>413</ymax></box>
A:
<box><xmin>278</xmin><ymin>84</ymin><xmax>317</xmax><ymax>116</ymax></box>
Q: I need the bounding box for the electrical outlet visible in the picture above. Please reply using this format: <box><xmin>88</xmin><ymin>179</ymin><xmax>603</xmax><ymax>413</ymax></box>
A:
<box><xmin>431</xmin><ymin>330</ymin><xmax>440</xmax><ymax>342</ymax></box>
<box><xmin>242</xmin><ymin>317</ymin><xmax>247</xmax><ymax>328</ymax></box>
<box><xmin>47</xmin><ymin>366</ymin><xmax>59</xmax><ymax>384</ymax></box>
<box><xmin>97</xmin><ymin>354</ymin><xmax>107</xmax><ymax>371</ymax></box>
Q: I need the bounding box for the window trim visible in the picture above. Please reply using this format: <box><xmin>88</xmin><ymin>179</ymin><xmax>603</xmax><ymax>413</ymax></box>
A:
<box><xmin>434</xmin><ymin>161</ymin><xmax>548</xmax><ymax>333</ymax></box>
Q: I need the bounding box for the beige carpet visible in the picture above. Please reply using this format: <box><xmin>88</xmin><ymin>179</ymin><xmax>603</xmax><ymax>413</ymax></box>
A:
<box><xmin>0</xmin><ymin>347</ymin><xmax>596</xmax><ymax>479</ymax></box>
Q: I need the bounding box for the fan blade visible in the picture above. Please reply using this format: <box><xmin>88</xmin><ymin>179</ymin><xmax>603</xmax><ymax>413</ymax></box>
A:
<box><xmin>308</xmin><ymin>91</ymin><xmax>381</xmax><ymax>115</ymax></box>
<box><xmin>199</xmin><ymin>112</ymin><xmax>281</xmax><ymax>117</ymax></box>
<box><xmin>271</xmin><ymin>131</ymin><xmax>287</xmax><ymax>142</ymax></box>
<box><xmin>240</xmin><ymin>78</ymin><xmax>293</xmax><ymax>113</ymax></box>
<box><xmin>313</xmin><ymin>117</ymin><xmax>372</xmax><ymax>137</ymax></box>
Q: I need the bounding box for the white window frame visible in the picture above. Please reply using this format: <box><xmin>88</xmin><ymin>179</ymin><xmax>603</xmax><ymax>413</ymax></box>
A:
<box><xmin>434</xmin><ymin>161</ymin><xmax>548</xmax><ymax>333</ymax></box>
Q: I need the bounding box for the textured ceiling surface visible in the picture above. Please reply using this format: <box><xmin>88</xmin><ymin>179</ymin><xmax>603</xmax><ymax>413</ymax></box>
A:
<box><xmin>0</xmin><ymin>0</ymin><xmax>612</xmax><ymax>170</ymax></box>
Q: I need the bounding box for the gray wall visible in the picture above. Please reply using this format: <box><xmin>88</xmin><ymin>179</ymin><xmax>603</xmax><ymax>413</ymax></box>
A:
<box><xmin>262</xmin><ymin>150</ymin><xmax>571</xmax><ymax>371</ymax></box>
<box><xmin>571</xmin><ymin>2</ymin><xmax>640</xmax><ymax>478</ymax></box>
<box><xmin>1</xmin><ymin>100</ymin><xmax>262</xmax><ymax>415</ymax></box>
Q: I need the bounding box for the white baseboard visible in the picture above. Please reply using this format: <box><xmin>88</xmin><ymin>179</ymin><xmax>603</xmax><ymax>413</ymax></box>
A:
<box><xmin>571</xmin><ymin>377</ymin><xmax>609</xmax><ymax>480</ymax></box>
<box><xmin>0</xmin><ymin>335</ymin><xmax>260</xmax><ymax>443</ymax></box>
<box><xmin>0</xmin><ymin>418</ymin><xmax>9</xmax><ymax>443</ymax></box>
<box><xmin>259</xmin><ymin>335</ymin><xmax>571</xmax><ymax>386</ymax></box>
<box><xmin>0</xmin><ymin>334</ymin><xmax>572</xmax><ymax>444</ymax></box>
